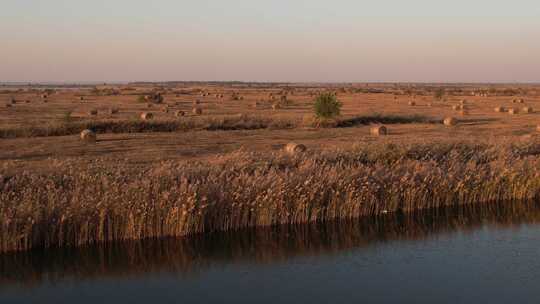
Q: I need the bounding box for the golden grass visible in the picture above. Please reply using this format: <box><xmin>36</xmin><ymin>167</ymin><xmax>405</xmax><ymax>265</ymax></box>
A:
<box><xmin>1</xmin><ymin>139</ymin><xmax>540</xmax><ymax>253</ymax></box>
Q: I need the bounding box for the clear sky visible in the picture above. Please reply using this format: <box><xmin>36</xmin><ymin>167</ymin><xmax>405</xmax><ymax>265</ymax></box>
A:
<box><xmin>2</xmin><ymin>0</ymin><xmax>540</xmax><ymax>82</ymax></box>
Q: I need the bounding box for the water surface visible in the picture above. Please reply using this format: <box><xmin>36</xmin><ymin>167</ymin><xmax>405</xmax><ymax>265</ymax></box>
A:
<box><xmin>2</xmin><ymin>203</ymin><xmax>540</xmax><ymax>303</ymax></box>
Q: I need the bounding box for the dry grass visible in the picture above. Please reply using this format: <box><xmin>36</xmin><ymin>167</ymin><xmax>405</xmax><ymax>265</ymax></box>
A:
<box><xmin>1</xmin><ymin>139</ymin><xmax>540</xmax><ymax>253</ymax></box>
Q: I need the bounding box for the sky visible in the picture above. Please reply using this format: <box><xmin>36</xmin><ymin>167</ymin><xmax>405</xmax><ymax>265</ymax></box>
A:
<box><xmin>1</xmin><ymin>0</ymin><xmax>540</xmax><ymax>83</ymax></box>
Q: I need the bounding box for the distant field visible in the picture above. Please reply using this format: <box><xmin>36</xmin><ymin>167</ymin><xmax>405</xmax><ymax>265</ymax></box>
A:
<box><xmin>1</xmin><ymin>83</ymin><xmax>540</xmax><ymax>253</ymax></box>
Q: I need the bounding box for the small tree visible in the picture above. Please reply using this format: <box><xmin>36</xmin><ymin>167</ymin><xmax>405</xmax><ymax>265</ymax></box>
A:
<box><xmin>313</xmin><ymin>93</ymin><xmax>342</xmax><ymax>119</ymax></box>
<box><xmin>433</xmin><ymin>88</ymin><xmax>445</xmax><ymax>100</ymax></box>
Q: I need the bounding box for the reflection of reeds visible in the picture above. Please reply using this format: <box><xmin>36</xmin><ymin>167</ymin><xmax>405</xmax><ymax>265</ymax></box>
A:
<box><xmin>2</xmin><ymin>200</ymin><xmax>540</xmax><ymax>288</ymax></box>
<box><xmin>1</xmin><ymin>140</ymin><xmax>540</xmax><ymax>254</ymax></box>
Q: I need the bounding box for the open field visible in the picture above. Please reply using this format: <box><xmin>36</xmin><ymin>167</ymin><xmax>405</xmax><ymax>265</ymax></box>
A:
<box><xmin>1</xmin><ymin>83</ymin><xmax>540</xmax><ymax>253</ymax></box>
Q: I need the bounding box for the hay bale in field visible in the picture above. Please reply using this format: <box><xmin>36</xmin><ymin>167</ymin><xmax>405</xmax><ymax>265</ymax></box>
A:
<box><xmin>284</xmin><ymin>142</ymin><xmax>307</xmax><ymax>154</ymax></box>
<box><xmin>80</xmin><ymin>129</ymin><xmax>96</xmax><ymax>143</ymax></box>
<box><xmin>427</xmin><ymin>102</ymin><xmax>433</xmax><ymax>107</ymax></box>
<box><xmin>370</xmin><ymin>125</ymin><xmax>388</xmax><ymax>136</ymax></box>
<box><xmin>193</xmin><ymin>99</ymin><xmax>201</xmax><ymax>105</ymax></box>
<box><xmin>146</xmin><ymin>103</ymin><xmax>153</xmax><ymax>108</ymax></box>
<box><xmin>508</xmin><ymin>108</ymin><xmax>518</xmax><ymax>115</ymax></box>
<box><xmin>272</xmin><ymin>103</ymin><xmax>281</xmax><ymax>110</ymax></box>
<box><xmin>41</xmin><ymin>94</ymin><xmax>48</xmax><ymax>99</ymax></box>
<box><xmin>459</xmin><ymin>110</ymin><xmax>469</xmax><ymax>116</ymax></box>
<box><xmin>140</xmin><ymin>112</ymin><xmax>153</xmax><ymax>120</ymax></box>
<box><xmin>518</xmin><ymin>98</ymin><xmax>525</xmax><ymax>103</ymax></box>
<box><xmin>192</xmin><ymin>107</ymin><xmax>202</xmax><ymax>115</ymax></box>
<box><xmin>452</xmin><ymin>105</ymin><xmax>460</xmax><ymax>111</ymax></box>
<box><xmin>494</xmin><ymin>106</ymin><xmax>505</xmax><ymax>113</ymax></box>
<box><xmin>162</xmin><ymin>106</ymin><xmax>169</xmax><ymax>113</ymax></box>
<box><xmin>79</xmin><ymin>96</ymin><xmax>84</xmax><ymax>101</ymax></box>
<box><xmin>460</xmin><ymin>99</ymin><xmax>467</xmax><ymax>105</ymax></box>
<box><xmin>107</xmin><ymin>107</ymin><xmax>119</xmax><ymax>115</ymax></box>
<box><xmin>443</xmin><ymin>117</ymin><xmax>457</xmax><ymax>126</ymax></box>
<box><xmin>88</xmin><ymin>109</ymin><xmax>98</xmax><ymax>116</ymax></box>
<box><xmin>522</xmin><ymin>106</ymin><xmax>533</xmax><ymax>113</ymax></box>
<box><xmin>175</xmin><ymin>110</ymin><xmax>185</xmax><ymax>117</ymax></box>
<box><xmin>408</xmin><ymin>101</ymin><xmax>416</xmax><ymax>106</ymax></box>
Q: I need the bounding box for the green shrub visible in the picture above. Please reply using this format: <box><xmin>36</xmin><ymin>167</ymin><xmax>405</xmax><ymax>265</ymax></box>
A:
<box><xmin>313</xmin><ymin>93</ymin><xmax>341</xmax><ymax>119</ymax></box>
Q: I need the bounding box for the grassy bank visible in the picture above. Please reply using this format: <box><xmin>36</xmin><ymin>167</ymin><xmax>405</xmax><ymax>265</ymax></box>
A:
<box><xmin>0</xmin><ymin>114</ymin><xmax>435</xmax><ymax>139</ymax></box>
<box><xmin>1</xmin><ymin>140</ymin><xmax>540</xmax><ymax>253</ymax></box>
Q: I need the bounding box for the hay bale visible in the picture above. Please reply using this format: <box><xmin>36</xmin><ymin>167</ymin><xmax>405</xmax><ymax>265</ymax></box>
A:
<box><xmin>175</xmin><ymin>110</ymin><xmax>185</xmax><ymax>117</ymax></box>
<box><xmin>140</xmin><ymin>112</ymin><xmax>153</xmax><ymax>120</ymax></box>
<box><xmin>284</xmin><ymin>142</ymin><xmax>307</xmax><ymax>154</ymax></box>
<box><xmin>79</xmin><ymin>96</ymin><xmax>84</xmax><ymax>101</ymax></box>
<box><xmin>192</xmin><ymin>107</ymin><xmax>202</xmax><ymax>115</ymax></box>
<box><xmin>107</xmin><ymin>108</ymin><xmax>119</xmax><ymax>115</ymax></box>
<box><xmin>88</xmin><ymin>109</ymin><xmax>98</xmax><ymax>116</ymax></box>
<box><xmin>443</xmin><ymin>117</ymin><xmax>457</xmax><ymax>126</ymax></box>
<box><xmin>452</xmin><ymin>105</ymin><xmax>460</xmax><ymax>111</ymax></box>
<box><xmin>272</xmin><ymin>103</ymin><xmax>280</xmax><ymax>110</ymax></box>
<box><xmin>518</xmin><ymin>98</ymin><xmax>525</xmax><ymax>103</ymax></box>
<box><xmin>522</xmin><ymin>106</ymin><xmax>533</xmax><ymax>113</ymax></box>
<box><xmin>162</xmin><ymin>106</ymin><xmax>169</xmax><ymax>113</ymax></box>
<box><xmin>508</xmin><ymin>108</ymin><xmax>518</xmax><ymax>115</ymax></box>
<box><xmin>193</xmin><ymin>100</ymin><xmax>201</xmax><ymax>105</ymax></box>
<box><xmin>408</xmin><ymin>101</ymin><xmax>416</xmax><ymax>106</ymax></box>
<box><xmin>460</xmin><ymin>99</ymin><xmax>467</xmax><ymax>105</ymax></box>
<box><xmin>41</xmin><ymin>94</ymin><xmax>48</xmax><ymax>99</ymax></box>
<box><xmin>494</xmin><ymin>106</ymin><xmax>505</xmax><ymax>113</ymax></box>
<box><xmin>370</xmin><ymin>125</ymin><xmax>387</xmax><ymax>136</ymax></box>
<box><xmin>80</xmin><ymin>129</ymin><xmax>96</xmax><ymax>143</ymax></box>
<box><xmin>146</xmin><ymin>103</ymin><xmax>153</xmax><ymax>108</ymax></box>
<box><xmin>459</xmin><ymin>110</ymin><xmax>469</xmax><ymax>116</ymax></box>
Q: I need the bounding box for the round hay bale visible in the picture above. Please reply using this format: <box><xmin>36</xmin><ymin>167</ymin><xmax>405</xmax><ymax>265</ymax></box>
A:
<box><xmin>522</xmin><ymin>107</ymin><xmax>533</xmax><ymax>113</ymax></box>
<box><xmin>193</xmin><ymin>100</ymin><xmax>201</xmax><ymax>105</ymax></box>
<box><xmin>79</xmin><ymin>96</ymin><xmax>84</xmax><ymax>101</ymax></box>
<box><xmin>140</xmin><ymin>112</ymin><xmax>153</xmax><ymax>120</ymax></box>
<box><xmin>508</xmin><ymin>108</ymin><xmax>518</xmax><ymax>115</ymax></box>
<box><xmin>80</xmin><ymin>129</ymin><xmax>96</xmax><ymax>143</ymax></box>
<box><xmin>443</xmin><ymin>117</ymin><xmax>458</xmax><ymax>126</ymax></box>
<box><xmin>89</xmin><ymin>109</ymin><xmax>98</xmax><ymax>116</ymax></box>
<box><xmin>459</xmin><ymin>110</ymin><xmax>469</xmax><ymax>116</ymax></box>
<box><xmin>518</xmin><ymin>98</ymin><xmax>525</xmax><ymax>103</ymax></box>
<box><xmin>408</xmin><ymin>101</ymin><xmax>416</xmax><ymax>106</ymax></box>
<box><xmin>284</xmin><ymin>142</ymin><xmax>307</xmax><ymax>154</ymax></box>
<box><xmin>192</xmin><ymin>107</ymin><xmax>202</xmax><ymax>115</ymax></box>
<box><xmin>272</xmin><ymin>103</ymin><xmax>280</xmax><ymax>110</ymax></box>
<box><xmin>175</xmin><ymin>110</ymin><xmax>185</xmax><ymax>117</ymax></box>
<box><xmin>162</xmin><ymin>106</ymin><xmax>169</xmax><ymax>113</ymax></box>
<box><xmin>146</xmin><ymin>103</ymin><xmax>153</xmax><ymax>108</ymax></box>
<box><xmin>41</xmin><ymin>94</ymin><xmax>48</xmax><ymax>99</ymax></box>
<box><xmin>452</xmin><ymin>105</ymin><xmax>460</xmax><ymax>111</ymax></box>
<box><xmin>107</xmin><ymin>108</ymin><xmax>119</xmax><ymax>115</ymax></box>
<box><xmin>370</xmin><ymin>125</ymin><xmax>387</xmax><ymax>136</ymax></box>
<box><xmin>427</xmin><ymin>102</ymin><xmax>433</xmax><ymax>107</ymax></box>
<box><xmin>460</xmin><ymin>99</ymin><xmax>467</xmax><ymax>105</ymax></box>
<box><xmin>494</xmin><ymin>106</ymin><xmax>505</xmax><ymax>113</ymax></box>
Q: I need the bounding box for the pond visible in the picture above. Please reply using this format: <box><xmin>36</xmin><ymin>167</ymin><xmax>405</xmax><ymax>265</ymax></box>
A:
<box><xmin>2</xmin><ymin>202</ymin><xmax>540</xmax><ymax>303</ymax></box>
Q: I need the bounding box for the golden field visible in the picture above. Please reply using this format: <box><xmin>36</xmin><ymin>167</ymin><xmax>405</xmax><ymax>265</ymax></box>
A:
<box><xmin>1</xmin><ymin>83</ymin><xmax>540</xmax><ymax>253</ymax></box>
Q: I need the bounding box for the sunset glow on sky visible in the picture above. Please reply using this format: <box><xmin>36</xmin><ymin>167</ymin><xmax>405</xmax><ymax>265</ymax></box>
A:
<box><xmin>2</xmin><ymin>0</ymin><xmax>540</xmax><ymax>82</ymax></box>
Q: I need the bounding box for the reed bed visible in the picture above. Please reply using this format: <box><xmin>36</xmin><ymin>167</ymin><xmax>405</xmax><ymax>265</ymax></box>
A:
<box><xmin>1</xmin><ymin>140</ymin><xmax>540</xmax><ymax>253</ymax></box>
<box><xmin>2</xmin><ymin>200</ymin><xmax>539</xmax><ymax>287</ymax></box>
<box><xmin>0</xmin><ymin>114</ymin><xmax>434</xmax><ymax>139</ymax></box>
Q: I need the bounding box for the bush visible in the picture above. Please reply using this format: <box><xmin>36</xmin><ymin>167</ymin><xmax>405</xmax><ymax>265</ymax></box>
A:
<box><xmin>313</xmin><ymin>93</ymin><xmax>341</xmax><ymax>119</ymax></box>
<box><xmin>433</xmin><ymin>88</ymin><xmax>445</xmax><ymax>100</ymax></box>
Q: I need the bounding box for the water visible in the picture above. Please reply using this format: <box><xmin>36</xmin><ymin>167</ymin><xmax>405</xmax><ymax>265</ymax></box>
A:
<box><xmin>2</xmin><ymin>203</ymin><xmax>540</xmax><ymax>303</ymax></box>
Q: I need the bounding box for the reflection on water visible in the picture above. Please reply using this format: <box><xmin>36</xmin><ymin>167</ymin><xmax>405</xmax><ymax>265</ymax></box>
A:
<box><xmin>2</xmin><ymin>201</ymin><xmax>540</xmax><ymax>303</ymax></box>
